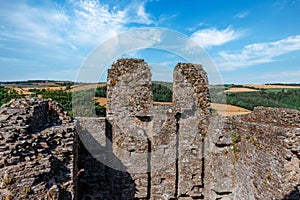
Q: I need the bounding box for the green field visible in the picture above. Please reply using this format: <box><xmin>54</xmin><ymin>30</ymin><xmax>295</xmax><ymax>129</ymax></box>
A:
<box><xmin>0</xmin><ymin>86</ymin><xmax>24</xmax><ymax>106</ymax></box>
<box><xmin>224</xmin><ymin>88</ymin><xmax>300</xmax><ymax>111</ymax></box>
<box><xmin>1</xmin><ymin>82</ymin><xmax>299</xmax><ymax>117</ymax></box>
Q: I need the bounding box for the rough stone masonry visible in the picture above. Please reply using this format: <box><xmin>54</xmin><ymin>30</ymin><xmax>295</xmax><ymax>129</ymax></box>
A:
<box><xmin>0</xmin><ymin>98</ymin><xmax>76</xmax><ymax>199</ymax></box>
<box><xmin>76</xmin><ymin>58</ymin><xmax>300</xmax><ymax>199</ymax></box>
<box><xmin>0</xmin><ymin>58</ymin><xmax>299</xmax><ymax>200</ymax></box>
<box><xmin>105</xmin><ymin>58</ymin><xmax>210</xmax><ymax>199</ymax></box>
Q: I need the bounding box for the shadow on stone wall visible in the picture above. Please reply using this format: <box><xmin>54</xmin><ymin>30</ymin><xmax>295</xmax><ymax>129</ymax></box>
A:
<box><xmin>32</xmin><ymin>156</ymin><xmax>72</xmax><ymax>199</ymax></box>
<box><xmin>76</xmin><ymin>120</ymin><xmax>136</xmax><ymax>200</ymax></box>
<box><xmin>283</xmin><ymin>186</ymin><xmax>300</xmax><ymax>200</ymax></box>
<box><xmin>0</xmin><ymin>98</ymin><xmax>76</xmax><ymax>199</ymax></box>
<box><xmin>27</xmin><ymin>121</ymin><xmax>73</xmax><ymax>200</ymax></box>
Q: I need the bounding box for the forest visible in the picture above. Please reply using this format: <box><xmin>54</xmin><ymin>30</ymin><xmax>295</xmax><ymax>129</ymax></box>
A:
<box><xmin>0</xmin><ymin>86</ymin><xmax>24</xmax><ymax>106</ymax></box>
<box><xmin>94</xmin><ymin>83</ymin><xmax>173</xmax><ymax>102</ymax></box>
<box><xmin>35</xmin><ymin>88</ymin><xmax>106</xmax><ymax>117</ymax></box>
<box><xmin>0</xmin><ymin>87</ymin><xmax>105</xmax><ymax>117</ymax></box>
<box><xmin>225</xmin><ymin>89</ymin><xmax>300</xmax><ymax>111</ymax></box>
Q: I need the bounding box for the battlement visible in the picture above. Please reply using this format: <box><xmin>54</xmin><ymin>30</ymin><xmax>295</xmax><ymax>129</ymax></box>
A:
<box><xmin>104</xmin><ymin>58</ymin><xmax>210</xmax><ymax>199</ymax></box>
<box><xmin>106</xmin><ymin>58</ymin><xmax>210</xmax><ymax>116</ymax></box>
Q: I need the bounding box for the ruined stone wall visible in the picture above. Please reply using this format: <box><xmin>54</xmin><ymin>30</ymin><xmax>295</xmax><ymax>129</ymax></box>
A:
<box><xmin>73</xmin><ymin>59</ymin><xmax>209</xmax><ymax>199</ymax></box>
<box><xmin>107</xmin><ymin>59</ymin><xmax>153</xmax><ymax>199</ymax></box>
<box><xmin>80</xmin><ymin>58</ymin><xmax>299</xmax><ymax>200</ymax></box>
<box><xmin>104</xmin><ymin>58</ymin><xmax>210</xmax><ymax>199</ymax></box>
<box><xmin>75</xmin><ymin>117</ymin><xmax>136</xmax><ymax>199</ymax></box>
<box><xmin>0</xmin><ymin>58</ymin><xmax>299</xmax><ymax>200</ymax></box>
<box><xmin>205</xmin><ymin>107</ymin><xmax>300</xmax><ymax>200</ymax></box>
<box><xmin>0</xmin><ymin>98</ymin><xmax>76</xmax><ymax>200</ymax></box>
<box><xmin>77</xmin><ymin>58</ymin><xmax>299</xmax><ymax>199</ymax></box>
<box><xmin>173</xmin><ymin>63</ymin><xmax>210</xmax><ymax>198</ymax></box>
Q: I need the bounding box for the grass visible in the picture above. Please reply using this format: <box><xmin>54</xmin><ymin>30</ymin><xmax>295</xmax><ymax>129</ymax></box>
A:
<box><xmin>23</xmin><ymin>187</ymin><xmax>31</xmax><ymax>197</ymax></box>
<box><xmin>3</xmin><ymin>177</ymin><xmax>12</xmax><ymax>185</ymax></box>
<box><xmin>231</xmin><ymin>124</ymin><xmax>241</xmax><ymax>153</ymax></box>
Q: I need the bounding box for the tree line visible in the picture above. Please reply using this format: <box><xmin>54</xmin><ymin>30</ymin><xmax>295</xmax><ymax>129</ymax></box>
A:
<box><xmin>0</xmin><ymin>86</ymin><xmax>24</xmax><ymax>106</ymax></box>
<box><xmin>225</xmin><ymin>89</ymin><xmax>300</xmax><ymax>111</ymax></box>
<box><xmin>94</xmin><ymin>83</ymin><xmax>173</xmax><ymax>102</ymax></box>
<box><xmin>1</xmin><ymin>84</ymin><xmax>299</xmax><ymax>118</ymax></box>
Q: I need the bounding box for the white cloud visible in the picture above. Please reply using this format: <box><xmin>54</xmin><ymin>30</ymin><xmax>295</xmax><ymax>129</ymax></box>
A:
<box><xmin>122</xmin><ymin>51</ymin><xmax>142</xmax><ymax>59</ymax></box>
<box><xmin>135</xmin><ymin>1</ymin><xmax>154</xmax><ymax>24</ymax></box>
<box><xmin>158</xmin><ymin>13</ymin><xmax>177</xmax><ymax>24</ymax></box>
<box><xmin>262</xmin><ymin>70</ymin><xmax>300</xmax><ymax>79</ymax></box>
<box><xmin>67</xmin><ymin>0</ymin><xmax>127</xmax><ymax>46</ymax></box>
<box><xmin>150</xmin><ymin>64</ymin><xmax>173</xmax><ymax>81</ymax></box>
<box><xmin>257</xmin><ymin>70</ymin><xmax>300</xmax><ymax>83</ymax></box>
<box><xmin>186</xmin><ymin>22</ymin><xmax>206</xmax><ymax>32</ymax></box>
<box><xmin>0</xmin><ymin>0</ymin><xmax>155</xmax><ymax>50</ymax></box>
<box><xmin>273</xmin><ymin>0</ymin><xmax>300</xmax><ymax>10</ymax></box>
<box><xmin>0</xmin><ymin>0</ymin><xmax>156</xmax><ymax>80</ymax></box>
<box><xmin>0</xmin><ymin>3</ymin><xmax>69</xmax><ymax>46</ymax></box>
<box><xmin>235</xmin><ymin>11</ymin><xmax>249</xmax><ymax>18</ymax></box>
<box><xmin>191</xmin><ymin>26</ymin><xmax>240</xmax><ymax>48</ymax></box>
<box><xmin>215</xmin><ymin>35</ymin><xmax>300</xmax><ymax>70</ymax></box>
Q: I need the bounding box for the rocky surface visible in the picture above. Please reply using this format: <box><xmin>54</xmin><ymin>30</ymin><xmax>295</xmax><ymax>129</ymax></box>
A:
<box><xmin>0</xmin><ymin>98</ymin><xmax>76</xmax><ymax>200</ymax></box>
<box><xmin>205</xmin><ymin>107</ymin><xmax>300</xmax><ymax>200</ymax></box>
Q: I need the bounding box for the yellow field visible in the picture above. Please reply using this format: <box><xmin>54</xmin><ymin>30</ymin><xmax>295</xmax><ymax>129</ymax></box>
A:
<box><xmin>10</xmin><ymin>87</ymin><xmax>34</xmax><ymax>95</ymax></box>
<box><xmin>96</xmin><ymin>98</ymin><xmax>175</xmax><ymax>106</ymax></box>
<box><xmin>35</xmin><ymin>82</ymin><xmax>58</xmax><ymax>87</ymax></box>
<box><xmin>8</xmin><ymin>82</ymin><xmax>253</xmax><ymax>117</ymax></box>
<box><xmin>10</xmin><ymin>86</ymin><xmax>67</xmax><ymax>95</ymax></box>
<box><xmin>95</xmin><ymin>98</ymin><xmax>251</xmax><ymax>117</ymax></box>
<box><xmin>31</xmin><ymin>86</ymin><xmax>67</xmax><ymax>90</ymax></box>
<box><xmin>211</xmin><ymin>103</ymin><xmax>251</xmax><ymax>116</ymax></box>
<box><xmin>95</xmin><ymin>97</ymin><xmax>107</xmax><ymax>106</ymax></box>
<box><xmin>244</xmin><ymin>84</ymin><xmax>300</xmax><ymax>89</ymax></box>
<box><xmin>153</xmin><ymin>101</ymin><xmax>174</xmax><ymax>105</ymax></box>
<box><xmin>225</xmin><ymin>87</ymin><xmax>259</xmax><ymax>93</ymax></box>
<box><xmin>10</xmin><ymin>82</ymin><xmax>107</xmax><ymax>95</ymax></box>
<box><xmin>71</xmin><ymin>83</ymin><xmax>106</xmax><ymax>92</ymax></box>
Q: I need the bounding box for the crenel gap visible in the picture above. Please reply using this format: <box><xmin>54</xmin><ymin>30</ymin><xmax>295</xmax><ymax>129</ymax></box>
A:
<box><xmin>147</xmin><ymin>138</ymin><xmax>152</xmax><ymax>199</ymax></box>
<box><xmin>175</xmin><ymin>112</ymin><xmax>181</xmax><ymax>198</ymax></box>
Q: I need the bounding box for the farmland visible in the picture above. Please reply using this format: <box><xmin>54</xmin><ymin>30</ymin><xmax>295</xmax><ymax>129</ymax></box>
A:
<box><xmin>225</xmin><ymin>87</ymin><xmax>259</xmax><ymax>93</ymax></box>
<box><xmin>1</xmin><ymin>81</ymin><xmax>299</xmax><ymax>117</ymax></box>
<box><xmin>210</xmin><ymin>103</ymin><xmax>251</xmax><ymax>116</ymax></box>
<box><xmin>224</xmin><ymin>87</ymin><xmax>300</xmax><ymax>111</ymax></box>
<box><xmin>243</xmin><ymin>84</ymin><xmax>300</xmax><ymax>89</ymax></box>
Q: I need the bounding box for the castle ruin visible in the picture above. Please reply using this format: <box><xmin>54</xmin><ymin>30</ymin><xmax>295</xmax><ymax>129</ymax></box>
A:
<box><xmin>106</xmin><ymin>58</ymin><xmax>210</xmax><ymax>199</ymax></box>
<box><xmin>0</xmin><ymin>58</ymin><xmax>299</xmax><ymax>199</ymax></box>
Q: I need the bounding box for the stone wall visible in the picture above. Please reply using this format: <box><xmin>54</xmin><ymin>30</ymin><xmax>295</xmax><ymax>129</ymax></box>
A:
<box><xmin>0</xmin><ymin>98</ymin><xmax>76</xmax><ymax>200</ymax></box>
<box><xmin>74</xmin><ymin>59</ymin><xmax>211</xmax><ymax>199</ymax></box>
<box><xmin>104</xmin><ymin>58</ymin><xmax>211</xmax><ymax>199</ymax></box>
<box><xmin>75</xmin><ymin>117</ymin><xmax>136</xmax><ymax>199</ymax></box>
<box><xmin>107</xmin><ymin>59</ymin><xmax>153</xmax><ymax>199</ymax></box>
<box><xmin>173</xmin><ymin>63</ymin><xmax>210</xmax><ymax>198</ymax></box>
<box><xmin>79</xmin><ymin>58</ymin><xmax>299</xmax><ymax>199</ymax></box>
<box><xmin>205</xmin><ymin>107</ymin><xmax>300</xmax><ymax>200</ymax></box>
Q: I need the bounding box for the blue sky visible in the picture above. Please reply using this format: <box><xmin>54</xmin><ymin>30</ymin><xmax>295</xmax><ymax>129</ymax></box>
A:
<box><xmin>0</xmin><ymin>0</ymin><xmax>300</xmax><ymax>84</ymax></box>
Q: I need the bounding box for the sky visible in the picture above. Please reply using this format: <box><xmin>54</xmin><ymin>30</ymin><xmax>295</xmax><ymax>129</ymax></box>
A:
<box><xmin>0</xmin><ymin>0</ymin><xmax>300</xmax><ymax>84</ymax></box>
